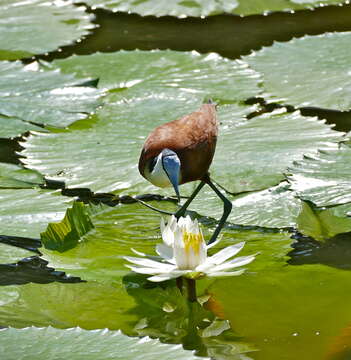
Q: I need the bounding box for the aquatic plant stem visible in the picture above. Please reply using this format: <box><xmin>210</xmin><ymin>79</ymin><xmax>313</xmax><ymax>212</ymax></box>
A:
<box><xmin>176</xmin><ymin>277</ymin><xmax>183</xmax><ymax>294</ymax></box>
<box><xmin>186</xmin><ymin>278</ymin><xmax>197</xmax><ymax>302</ymax></box>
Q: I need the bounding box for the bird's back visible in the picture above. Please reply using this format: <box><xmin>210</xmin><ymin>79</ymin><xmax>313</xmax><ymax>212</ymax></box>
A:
<box><xmin>139</xmin><ymin>102</ymin><xmax>218</xmax><ymax>184</ymax></box>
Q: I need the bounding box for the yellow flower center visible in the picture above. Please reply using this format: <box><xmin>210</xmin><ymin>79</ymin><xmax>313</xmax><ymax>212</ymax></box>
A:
<box><xmin>182</xmin><ymin>231</ymin><xmax>204</xmax><ymax>255</ymax></box>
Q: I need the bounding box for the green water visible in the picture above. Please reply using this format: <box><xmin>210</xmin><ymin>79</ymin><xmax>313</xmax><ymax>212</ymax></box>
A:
<box><xmin>2</xmin><ymin>4</ymin><xmax>351</xmax><ymax>360</ymax></box>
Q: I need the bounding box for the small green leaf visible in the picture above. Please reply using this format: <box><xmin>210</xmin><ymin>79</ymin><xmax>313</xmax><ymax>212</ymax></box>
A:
<box><xmin>0</xmin><ymin>326</ymin><xmax>206</xmax><ymax>360</ymax></box>
<box><xmin>41</xmin><ymin>202</ymin><xmax>95</xmax><ymax>252</ymax></box>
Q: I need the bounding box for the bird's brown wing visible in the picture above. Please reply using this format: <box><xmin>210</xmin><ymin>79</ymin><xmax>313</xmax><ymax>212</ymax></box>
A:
<box><xmin>139</xmin><ymin>103</ymin><xmax>218</xmax><ymax>183</ymax></box>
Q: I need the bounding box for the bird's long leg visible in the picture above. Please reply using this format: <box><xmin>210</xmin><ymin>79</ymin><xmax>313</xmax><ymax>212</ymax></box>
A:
<box><xmin>134</xmin><ymin>198</ymin><xmax>173</xmax><ymax>215</ymax></box>
<box><xmin>204</xmin><ymin>177</ymin><xmax>233</xmax><ymax>245</ymax></box>
<box><xmin>174</xmin><ymin>180</ymin><xmax>206</xmax><ymax>219</ymax></box>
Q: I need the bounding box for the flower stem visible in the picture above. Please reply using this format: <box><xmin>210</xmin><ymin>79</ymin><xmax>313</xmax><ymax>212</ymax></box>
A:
<box><xmin>176</xmin><ymin>277</ymin><xmax>183</xmax><ymax>294</ymax></box>
<box><xmin>186</xmin><ymin>278</ymin><xmax>197</xmax><ymax>302</ymax></box>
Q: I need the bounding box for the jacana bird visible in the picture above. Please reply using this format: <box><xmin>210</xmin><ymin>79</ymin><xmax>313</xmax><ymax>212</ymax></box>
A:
<box><xmin>138</xmin><ymin>99</ymin><xmax>232</xmax><ymax>244</ymax></box>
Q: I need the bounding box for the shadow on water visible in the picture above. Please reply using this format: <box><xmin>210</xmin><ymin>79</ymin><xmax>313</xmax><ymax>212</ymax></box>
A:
<box><xmin>288</xmin><ymin>232</ymin><xmax>351</xmax><ymax>270</ymax></box>
<box><xmin>0</xmin><ymin>256</ymin><xmax>82</xmax><ymax>286</ymax></box>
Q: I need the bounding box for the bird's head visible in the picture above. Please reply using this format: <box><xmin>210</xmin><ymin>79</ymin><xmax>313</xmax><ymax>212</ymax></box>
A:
<box><xmin>144</xmin><ymin>148</ymin><xmax>181</xmax><ymax>201</ymax></box>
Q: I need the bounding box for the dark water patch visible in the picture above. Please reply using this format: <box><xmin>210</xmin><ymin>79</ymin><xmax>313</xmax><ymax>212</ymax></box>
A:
<box><xmin>0</xmin><ymin>138</ymin><xmax>23</xmax><ymax>165</ymax></box>
<box><xmin>27</xmin><ymin>4</ymin><xmax>351</xmax><ymax>64</ymax></box>
<box><xmin>288</xmin><ymin>231</ymin><xmax>351</xmax><ymax>269</ymax></box>
<box><xmin>0</xmin><ymin>256</ymin><xmax>82</xmax><ymax>286</ymax></box>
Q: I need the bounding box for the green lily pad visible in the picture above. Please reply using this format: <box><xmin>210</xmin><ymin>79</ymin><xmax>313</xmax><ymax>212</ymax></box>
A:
<box><xmin>191</xmin><ymin>182</ymin><xmax>301</xmax><ymax>229</ymax></box>
<box><xmin>244</xmin><ymin>32</ymin><xmax>351</xmax><ymax>111</ymax></box>
<box><xmin>288</xmin><ymin>143</ymin><xmax>351</xmax><ymax>207</ymax></box>
<box><xmin>0</xmin><ymin>326</ymin><xmax>205</xmax><ymax>360</ymax></box>
<box><xmin>212</xmin><ymin>109</ymin><xmax>343</xmax><ymax>194</ymax></box>
<box><xmin>0</xmin><ymin>0</ymin><xmax>95</xmax><ymax>60</ymax></box>
<box><xmin>297</xmin><ymin>201</ymin><xmax>351</xmax><ymax>241</ymax></box>
<box><xmin>0</xmin><ymin>61</ymin><xmax>103</xmax><ymax>129</ymax></box>
<box><xmin>0</xmin><ymin>115</ymin><xmax>44</xmax><ymax>139</ymax></box>
<box><xmin>53</xmin><ymin>50</ymin><xmax>260</xmax><ymax>99</ymax></box>
<box><xmin>74</xmin><ymin>0</ymin><xmax>347</xmax><ymax>17</ymax></box>
<box><xmin>0</xmin><ymin>281</ymin><xmax>136</xmax><ymax>330</ymax></box>
<box><xmin>0</xmin><ymin>163</ymin><xmax>43</xmax><ymax>188</ymax></box>
<box><xmin>0</xmin><ymin>243</ymin><xmax>34</xmax><ymax>264</ymax></box>
<box><xmin>0</xmin><ymin>188</ymin><xmax>72</xmax><ymax>238</ymax></box>
<box><xmin>0</xmin><ymin>163</ymin><xmax>43</xmax><ymax>189</ymax></box>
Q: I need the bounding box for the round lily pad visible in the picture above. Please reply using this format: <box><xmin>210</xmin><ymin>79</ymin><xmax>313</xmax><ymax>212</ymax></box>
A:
<box><xmin>288</xmin><ymin>143</ymin><xmax>351</xmax><ymax>207</ymax></box>
<box><xmin>0</xmin><ymin>0</ymin><xmax>95</xmax><ymax>60</ymax></box>
<box><xmin>74</xmin><ymin>0</ymin><xmax>348</xmax><ymax>17</ymax></box>
<box><xmin>0</xmin><ymin>61</ymin><xmax>103</xmax><ymax>129</ymax></box>
<box><xmin>244</xmin><ymin>32</ymin><xmax>351</xmax><ymax>111</ymax></box>
<box><xmin>0</xmin><ymin>326</ymin><xmax>206</xmax><ymax>360</ymax></box>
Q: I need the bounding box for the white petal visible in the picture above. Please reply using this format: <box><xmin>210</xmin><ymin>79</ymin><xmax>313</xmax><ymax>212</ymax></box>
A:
<box><xmin>124</xmin><ymin>256</ymin><xmax>174</xmax><ymax>270</ymax></box>
<box><xmin>210</xmin><ymin>255</ymin><xmax>256</xmax><ymax>272</ymax></box>
<box><xmin>131</xmin><ymin>248</ymin><xmax>147</xmax><ymax>256</ymax></box>
<box><xmin>156</xmin><ymin>243</ymin><xmax>174</xmax><ymax>261</ymax></box>
<box><xmin>160</xmin><ymin>217</ymin><xmax>166</xmax><ymax>234</ymax></box>
<box><xmin>126</xmin><ymin>265</ymin><xmax>170</xmax><ymax>275</ymax></box>
<box><xmin>197</xmin><ymin>242</ymin><xmax>246</xmax><ymax>272</ymax></box>
<box><xmin>207</xmin><ymin>269</ymin><xmax>245</xmax><ymax>277</ymax></box>
<box><xmin>147</xmin><ymin>270</ymin><xmax>188</xmax><ymax>282</ymax></box>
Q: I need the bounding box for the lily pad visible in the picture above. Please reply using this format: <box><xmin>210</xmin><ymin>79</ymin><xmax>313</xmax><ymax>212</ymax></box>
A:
<box><xmin>53</xmin><ymin>50</ymin><xmax>260</xmax><ymax>99</ymax></box>
<box><xmin>74</xmin><ymin>0</ymin><xmax>347</xmax><ymax>17</ymax></box>
<box><xmin>0</xmin><ymin>326</ymin><xmax>205</xmax><ymax>360</ymax></box>
<box><xmin>0</xmin><ymin>61</ymin><xmax>103</xmax><ymax>129</ymax></box>
<box><xmin>212</xmin><ymin>109</ymin><xmax>343</xmax><ymax>193</ymax></box>
<box><xmin>0</xmin><ymin>115</ymin><xmax>43</xmax><ymax>139</ymax></box>
<box><xmin>0</xmin><ymin>188</ymin><xmax>72</xmax><ymax>238</ymax></box>
<box><xmin>297</xmin><ymin>201</ymin><xmax>351</xmax><ymax>241</ymax></box>
<box><xmin>0</xmin><ymin>0</ymin><xmax>95</xmax><ymax>60</ymax></box>
<box><xmin>0</xmin><ymin>282</ymin><xmax>136</xmax><ymax>330</ymax></box>
<box><xmin>244</xmin><ymin>32</ymin><xmax>351</xmax><ymax>111</ymax></box>
<box><xmin>191</xmin><ymin>182</ymin><xmax>301</xmax><ymax>229</ymax></box>
<box><xmin>288</xmin><ymin>143</ymin><xmax>351</xmax><ymax>207</ymax></box>
<box><xmin>0</xmin><ymin>243</ymin><xmax>34</xmax><ymax>264</ymax></box>
<box><xmin>0</xmin><ymin>163</ymin><xmax>43</xmax><ymax>189</ymax></box>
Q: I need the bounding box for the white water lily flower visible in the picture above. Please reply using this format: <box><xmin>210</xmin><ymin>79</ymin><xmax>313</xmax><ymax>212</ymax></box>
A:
<box><xmin>124</xmin><ymin>216</ymin><xmax>256</xmax><ymax>282</ymax></box>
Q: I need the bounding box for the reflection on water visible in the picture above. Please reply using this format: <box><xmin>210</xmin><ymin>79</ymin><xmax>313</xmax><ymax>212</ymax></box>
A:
<box><xmin>123</xmin><ymin>273</ymin><xmax>257</xmax><ymax>359</ymax></box>
<box><xmin>288</xmin><ymin>232</ymin><xmax>351</xmax><ymax>270</ymax></box>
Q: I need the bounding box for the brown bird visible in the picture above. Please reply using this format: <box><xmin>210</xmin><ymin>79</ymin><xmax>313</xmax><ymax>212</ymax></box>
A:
<box><xmin>138</xmin><ymin>99</ymin><xmax>232</xmax><ymax>244</ymax></box>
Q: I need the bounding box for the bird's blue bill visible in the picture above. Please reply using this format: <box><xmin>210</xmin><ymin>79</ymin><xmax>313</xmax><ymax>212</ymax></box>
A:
<box><xmin>162</xmin><ymin>149</ymin><xmax>181</xmax><ymax>202</ymax></box>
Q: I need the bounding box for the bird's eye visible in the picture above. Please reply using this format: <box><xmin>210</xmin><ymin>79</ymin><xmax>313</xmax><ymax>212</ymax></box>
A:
<box><xmin>149</xmin><ymin>157</ymin><xmax>157</xmax><ymax>173</ymax></box>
